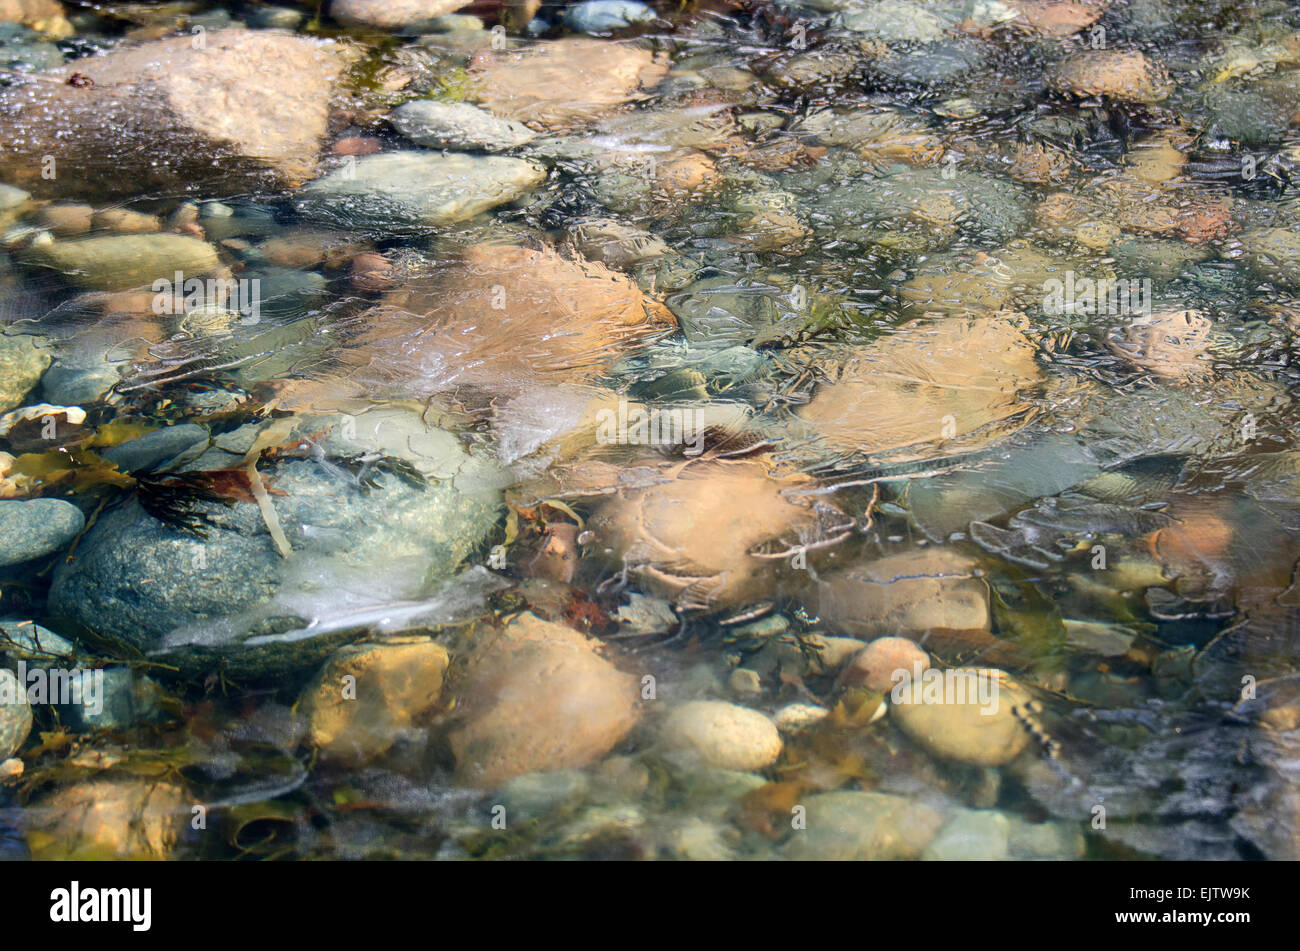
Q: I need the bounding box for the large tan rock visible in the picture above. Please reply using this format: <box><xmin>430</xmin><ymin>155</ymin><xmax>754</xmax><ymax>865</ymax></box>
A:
<box><xmin>797</xmin><ymin>316</ymin><xmax>1041</xmax><ymax>461</ymax></box>
<box><xmin>588</xmin><ymin>457</ymin><xmax>826</xmax><ymax>611</ymax></box>
<box><xmin>819</xmin><ymin>548</ymin><xmax>990</xmax><ymax>638</ymax></box>
<box><xmin>0</xmin><ymin>30</ymin><xmax>358</xmax><ymax>199</ymax></box>
<box><xmin>890</xmin><ymin>669</ymin><xmax>1033</xmax><ymax>766</ymax></box>
<box><xmin>783</xmin><ymin>791</ymin><xmax>946</xmax><ymax>860</ymax></box>
<box><xmin>656</xmin><ymin>700</ymin><xmax>783</xmax><ymax>771</ymax></box>
<box><xmin>19</xmin><ymin>233</ymin><xmax>219</xmax><ymax>291</ymax></box>
<box><xmin>299</xmin><ymin>637</ymin><xmax>450</xmax><ymax>763</ymax></box>
<box><xmin>1106</xmin><ymin>309</ymin><xmax>1213</xmax><ymax>381</ymax></box>
<box><xmin>448</xmin><ymin>613</ymin><xmax>641</xmax><ymax>788</ymax></box>
<box><xmin>841</xmin><ymin>636</ymin><xmax>932</xmax><ymax>692</ymax></box>
<box><xmin>337</xmin><ymin>243</ymin><xmax>676</xmax><ymax>397</ymax></box>
<box><xmin>331</xmin><ymin>0</ymin><xmax>467</xmax><ymax>31</ymax></box>
<box><xmin>0</xmin><ymin>0</ymin><xmax>69</xmax><ymax>34</ymax></box>
<box><xmin>470</xmin><ymin>38</ymin><xmax>669</xmax><ymax>131</ymax></box>
<box><xmin>1050</xmin><ymin>50</ymin><xmax>1172</xmax><ymax>103</ymax></box>
<box><xmin>1007</xmin><ymin>0</ymin><xmax>1109</xmax><ymax>37</ymax></box>
<box><xmin>24</xmin><ymin>778</ymin><xmax>188</xmax><ymax>860</ymax></box>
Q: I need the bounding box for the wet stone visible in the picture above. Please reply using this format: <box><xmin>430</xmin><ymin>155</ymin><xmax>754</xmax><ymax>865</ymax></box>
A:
<box><xmin>0</xmin><ymin>498</ymin><xmax>84</xmax><ymax>567</ymax></box>
<box><xmin>23</xmin><ymin>778</ymin><xmax>188</xmax><ymax>860</ymax></box>
<box><xmin>890</xmin><ymin>669</ymin><xmax>1033</xmax><ymax>767</ymax></box>
<box><xmin>448</xmin><ymin>613</ymin><xmax>641</xmax><ymax>788</ymax></box>
<box><xmin>783</xmin><ymin>791</ymin><xmax>946</xmax><ymax>860</ymax></box>
<box><xmin>0</xmin><ymin>332</ymin><xmax>49</xmax><ymax>413</ymax></box>
<box><xmin>295</xmin><ymin>152</ymin><xmax>546</xmax><ymax>237</ymax></box>
<box><xmin>0</xmin><ymin>668</ymin><xmax>31</xmax><ymax>758</ymax></box>
<box><xmin>331</xmin><ymin>0</ymin><xmax>471</xmax><ymax>32</ymax></box>
<box><xmin>299</xmin><ymin>637</ymin><xmax>450</xmax><ymax>763</ymax></box>
<box><xmin>922</xmin><ymin>809</ymin><xmax>1011</xmax><ymax>860</ymax></box>
<box><xmin>819</xmin><ymin>549</ymin><xmax>990</xmax><ymax>639</ymax></box>
<box><xmin>18</xmin><ymin>234</ymin><xmax>220</xmax><ymax>292</ymax></box>
<box><xmin>48</xmin><ymin>452</ymin><xmax>500</xmax><ymax>677</ymax></box>
<box><xmin>388</xmin><ymin>100</ymin><xmax>537</xmax><ymax>153</ymax></box>
<box><xmin>0</xmin><ymin>30</ymin><xmax>359</xmax><ymax>199</ymax></box>
<box><xmin>656</xmin><ymin>700</ymin><xmax>783</xmax><ymax>771</ymax></box>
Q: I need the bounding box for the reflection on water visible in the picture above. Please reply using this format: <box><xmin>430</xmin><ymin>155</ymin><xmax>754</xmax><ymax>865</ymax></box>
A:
<box><xmin>1</xmin><ymin>0</ymin><xmax>1300</xmax><ymax>860</ymax></box>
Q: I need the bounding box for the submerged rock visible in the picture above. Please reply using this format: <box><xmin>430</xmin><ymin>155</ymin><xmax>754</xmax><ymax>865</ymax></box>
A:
<box><xmin>23</xmin><ymin>778</ymin><xmax>188</xmax><ymax>860</ymax></box>
<box><xmin>840</xmin><ymin>637</ymin><xmax>932</xmax><ymax>692</ymax></box>
<box><xmin>591</xmin><ymin>149</ymin><xmax>723</xmax><ymax>217</ymax></box>
<box><xmin>331</xmin><ymin>0</ymin><xmax>469</xmax><ymax>32</ymax></box>
<box><xmin>0</xmin><ymin>332</ymin><xmax>49</xmax><ymax>413</ymax></box>
<box><xmin>819</xmin><ymin>548</ymin><xmax>990</xmax><ymax>638</ymax></box>
<box><xmin>1050</xmin><ymin>50</ymin><xmax>1172</xmax><ymax>103</ymax></box>
<box><xmin>388</xmin><ymin>100</ymin><xmax>537</xmax><ymax>152</ymax></box>
<box><xmin>796</xmin><ymin>166</ymin><xmax>1031</xmax><ymax>254</ymax></box>
<box><xmin>334</xmin><ymin>242</ymin><xmax>675</xmax><ymax>396</ymax></box>
<box><xmin>666</xmin><ymin>275</ymin><xmax>825</xmax><ymax>348</ymax></box>
<box><xmin>92</xmin><ymin>207</ymin><xmax>162</xmax><ymax>235</ymax></box>
<box><xmin>726</xmin><ymin>189</ymin><xmax>812</xmax><ymax>253</ymax></box>
<box><xmin>0</xmin><ymin>497</ymin><xmax>84</xmax><ymax>566</ymax></box>
<box><xmin>564</xmin><ymin>1</ymin><xmax>656</xmax><ymax>33</ymax></box>
<box><xmin>299</xmin><ymin>636</ymin><xmax>450</xmax><ymax>762</ymax></box>
<box><xmin>1006</xmin><ymin>0</ymin><xmax>1108</xmax><ymax>37</ymax></box>
<box><xmin>890</xmin><ymin>668</ymin><xmax>1032</xmax><ymax>767</ymax></box>
<box><xmin>866</xmin><ymin>39</ymin><xmax>985</xmax><ymax>88</ymax></box>
<box><xmin>794</xmin><ymin>108</ymin><xmax>944</xmax><ymax>167</ymax></box>
<box><xmin>447</xmin><ymin>612</ymin><xmax>641</xmax><ymax>788</ymax></box>
<box><xmin>48</xmin><ymin>416</ymin><xmax>501</xmax><ymax>676</ymax></box>
<box><xmin>1006</xmin><ymin>816</ymin><xmax>1086</xmax><ymax>858</ymax></box>
<box><xmin>1106</xmin><ymin>309</ymin><xmax>1214</xmax><ymax>380</ymax></box>
<box><xmin>0</xmin><ymin>0</ymin><xmax>71</xmax><ymax>35</ymax></box>
<box><xmin>0</xmin><ymin>669</ymin><xmax>31</xmax><ymax>758</ymax></box>
<box><xmin>566</xmin><ymin>218</ymin><xmax>669</xmax><ymax>269</ymax></box>
<box><xmin>499</xmin><ymin>768</ymin><xmax>591</xmax><ymax>818</ymax></box>
<box><xmin>247</xmin><ymin>5</ymin><xmax>306</xmax><ymax>30</ymax></box>
<box><xmin>839</xmin><ymin>1</ymin><xmax>949</xmax><ymax>42</ymax></box>
<box><xmin>0</xmin><ymin>617</ymin><xmax>76</xmax><ymax>664</ymax></box>
<box><xmin>255</xmin><ymin>230</ymin><xmax>371</xmax><ymax>271</ymax></box>
<box><xmin>783</xmin><ymin>790</ymin><xmax>945</xmax><ymax>860</ymax></box>
<box><xmin>469</xmin><ymin>38</ymin><xmax>669</xmax><ymax>131</ymax></box>
<box><xmin>656</xmin><ymin>700</ymin><xmax>783</xmax><ymax>771</ymax></box>
<box><xmin>762</xmin><ymin>46</ymin><xmax>860</xmax><ymax>94</ymax></box>
<box><xmin>0</xmin><ymin>30</ymin><xmax>359</xmax><ymax>199</ymax></box>
<box><xmin>589</xmin><ymin>457</ymin><xmax>830</xmax><ymax>611</ymax></box>
<box><xmin>19</xmin><ymin>234</ymin><xmax>219</xmax><ymax>292</ymax></box>
<box><xmin>35</xmin><ymin>202</ymin><xmax>92</xmax><ymax>237</ymax></box>
<box><xmin>54</xmin><ymin>667</ymin><xmax>165</xmax><ymax>733</ymax></box>
<box><xmin>922</xmin><ymin>808</ymin><xmax>1010</xmax><ymax>860</ymax></box>
<box><xmin>295</xmin><ymin>152</ymin><xmax>545</xmax><ymax>236</ymax></box>
<box><xmin>797</xmin><ymin>316</ymin><xmax>1041</xmax><ymax>461</ymax></box>
<box><xmin>773</xmin><ymin>702</ymin><xmax>831</xmax><ymax>733</ymax></box>
<box><xmin>0</xmin><ymin>20</ymin><xmax>63</xmax><ymax>72</ymax></box>
<box><xmin>1238</xmin><ymin>228</ymin><xmax>1300</xmax><ymax>291</ymax></box>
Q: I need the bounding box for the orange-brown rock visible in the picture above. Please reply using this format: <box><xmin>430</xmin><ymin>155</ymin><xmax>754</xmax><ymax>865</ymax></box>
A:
<box><xmin>299</xmin><ymin>637</ymin><xmax>451</xmax><ymax>763</ymax></box>
<box><xmin>336</xmin><ymin>243</ymin><xmax>675</xmax><ymax>398</ymax></box>
<box><xmin>447</xmin><ymin>613</ymin><xmax>641</xmax><ymax>788</ymax></box>
<box><xmin>588</xmin><ymin>456</ymin><xmax>828</xmax><ymax>610</ymax></box>
<box><xmin>1051</xmin><ymin>50</ymin><xmax>1172</xmax><ymax>103</ymax></box>
<box><xmin>0</xmin><ymin>0</ymin><xmax>70</xmax><ymax>34</ymax></box>
<box><xmin>798</xmin><ymin>316</ymin><xmax>1041</xmax><ymax>461</ymax></box>
<box><xmin>470</xmin><ymin>38</ymin><xmax>669</xmax><ymax>131</ymax></box>
<box><xmin>0</xmin><ymin>30</ymin><xmax>358</xmax><ymax>199</ymax></box>
<box><xmin>24</xmin><ymin>778</ymin><xmax>188</xmax><ymax>860</ymax></box>
<box><xmin>1107</xmin><ymin>309</ymin><xmax>1213</xmax><ymax>380</ymax></box>
<box><xmin>1008</xmin><ymin>0</ymin><xmax>1109</xmax><ymax>37</ymax></box>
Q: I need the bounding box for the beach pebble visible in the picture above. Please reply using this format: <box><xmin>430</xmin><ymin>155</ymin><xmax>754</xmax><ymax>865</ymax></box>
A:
<box><xmin>657</xmin><ymin>700</ymin><xmax>782</xmax><ymax>771</ymax></box>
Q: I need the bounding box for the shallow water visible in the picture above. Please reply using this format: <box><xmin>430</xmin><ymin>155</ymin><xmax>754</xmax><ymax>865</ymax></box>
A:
<box><xmin>1</xmin><ymin>0</ymin><xmax>1300</xmax><ymax>861</ymax></box>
